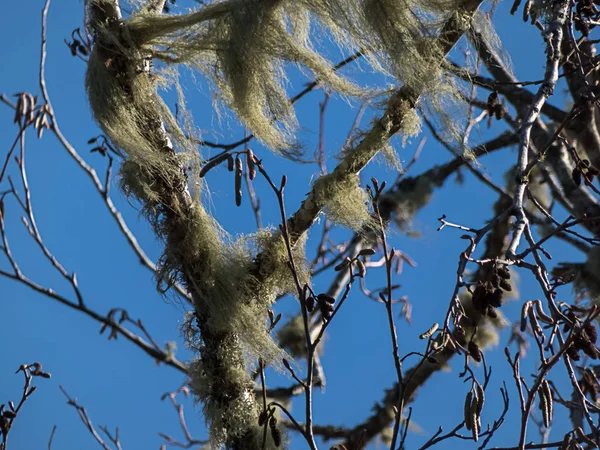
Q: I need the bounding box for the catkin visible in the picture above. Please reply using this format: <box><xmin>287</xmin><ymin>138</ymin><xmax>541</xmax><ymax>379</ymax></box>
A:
<box><xmin>419</xmin><ymin>323</ymin><xmax>439</xmax><ymax>340</ymax></box>
<box><xmin>464</xmin><ymin>391</ymin><xmax>473</xmax><ymax>431</ymax></box>
<box><xmin>533</xmin><ymin>300</ymin><xmax>553</xmax><ymax>324</ymax></box>
<box><xmin>520</xmin><ymin>301</ymin><xmax>531</xmax><ymax>332</ymax></box>
<box><xmin>235</xmin><ymin>156</ymin><xmax>243</xmax><ymax>206</ymax></box>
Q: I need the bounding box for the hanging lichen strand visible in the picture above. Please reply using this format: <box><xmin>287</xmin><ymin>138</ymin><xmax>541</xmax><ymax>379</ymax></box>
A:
<box><xmin>85</xmin><ymin>0</ymin><xmax>487</xmax><ymax>447</ymax></box>
<box><xmin>125</xmin><ymin>0</ymin><xmax>494</xmax><ymax>152</ymax></box>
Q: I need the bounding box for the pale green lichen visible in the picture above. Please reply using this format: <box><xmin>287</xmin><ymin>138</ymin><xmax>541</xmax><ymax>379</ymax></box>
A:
<box><xmin>162</xmin><ymin>212</ymin><xmax>310</xmax><ymax>365</ymax></box>
<box><xmin>103</xmin><ymin>0</ymin><xmax>495</xmax><ymax>155</ymax></box>
<box><xmin>135</xmin><ymin>0</ymin><xmax>371</xmax><ymax>155</ymax></box>
<box><xmin>378</xmin><ymin>144</ymin><xmax>403</xmax><ymax>172</ymax></box>
<box><xmin>313</xmin><ymin>173</ymin><xmax>374</xmax><ymax>231</ymax></box>
<box><xmin>188</xmin><ymin>356</ymin><xmax>285</xmax><ymax>449</ymax></box>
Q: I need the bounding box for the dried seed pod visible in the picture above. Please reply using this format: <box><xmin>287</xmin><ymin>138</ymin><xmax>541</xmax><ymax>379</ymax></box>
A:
<box><xmin>472</xmin><ymin>413</ymin><xmax>480</xmax><ymax>442</ymax></box>
<box><xmin>469</xmin><ymin>388</ymin><xmax>480</xmax><ymax>441</ymax></box>
<box><xmin>317</xmin><ymin>293</ymin><xmax>335</xmax><ymax>304</ymax></box>
<box><xmin>472</xmin><ymin>283</ymin><xmax>487</xmax><ymax>304</ymax></box>
<box><xmin>269</xmin><ymin>417</ymin><xmax>281</xmax><ymax>447</ymax></box>
<box><xmin>468</xmin><ymin>341</ymin><xmax>482</xmax><ymax>363</ymax></box>
<box><xmin>13</xmin><ymin>95</ymin><xmax>24</xmax><ymax>124</ymax></box>
<box><xmin>334</xmin><ymin>257</ymin><xmax>351</xmax><ymax>272</ymax></box>
<box><xmin>78</xmin><ymin>44</ymin><xmax>89</xmax><ymax>56</ymax></box>
<box><xmin>247</xmin><ymin>148</ymin><xmax>257</xmax><ymax>180</ymax></box>
<box><xmin>499</xmin><ymin>278</ymin><xmax>512</xmax><ymax>292</ymax></box>
<box><xmin>510</xmin><ymin>0</ymin><xmax>521</xmax><ymax>15</ymax></box>
<box><xmin>487</xmin><ymin>91</ymin><xmax>499</xmax><ymax>115</ymax></box>
<box><xmin>529</xmin><ymin>3</ymin><xmax>539</xmax><ymax>23</ymax></box>
<box><xmin>490</xmin><ymin>272</ymin><xmax>499</xmax><ymax>289</ymax></box>
<box><xmin>489</xmin><ymin>288</ymin><xmax>504</xmax><ymax>308</ymax></box>
<box><xmin>318</xmin><ymin>294</ymin><xmax>335</xmax><ymax>320</ymax></box>
<box><xmin>533</xmin><ymin>300</ymin><xmax>553</xmax><ymax>324</ymax></box>
<box><xmin>585</xmin><ymin>323</ymin><xmax>598</xmax><ymax>344</ymax></box>
<box><xmin>494</xmin><ymin>103</ymin><xmax>506</xmax><ymax>120</ymax></box>
<box><xmin>486</xmin><ymin>306</ymin><xmax>498</xmax><ymax>319</ymax></box>
<box><xmin>419</xmin><ymin>323</ymin><xmax>439</xmax><ymax>340</ymax></box>
<box><xmin>356</xmin><ymin>259</ymin><xmax>366</xmax><ymax>278</ymax></box>
<box><xmin>566</xmin><ymin>345</ymin><xmax>581</xmax><ymax>361</ymax></box>
<box><xmin>2</xmin><ymin>411</ymin><xmax>16</xmax><ymax>419</ymax></box>
<box><xmin>538</xmin><ymin>381</ymin><xmax>551</xmax><ymax>428</ymax></box>
<box><xmin>359</xmin><ymin>248</ymin><xmax>376</xmax><ymax>256</ymax></box>
<box><xmin>464</xmin><ymin>391</ymin><xmax>474</xmax><ymax>431</ymax></box>
<box><xmin>520</xmin><ymin>302</ymin><xmax>531</xmax><ymax>332</ymax></box>
<box><xmin>235</xmin><ymin>156</ymin><xmax>243</xmax><ymax>206</ymax></box>
<box><xmin>542</xmin><ymin>380</ymin><xmax>553</xmax><ymax>427</ymax></box>
<box><xmin>528</xmin><ymin>308</ymin><xmax>543</xmax><ymax>337</ymax></box>
<box><xmin>523</xmin><ymin>0</ymin><xmax>531</xmax><ymax>22</ymax></box>
<box><xmin>474</xmin><ymin>382</ymin><xmax>485</xmax><ymax>416</ymax></box>
<box><xmin>305</xmin><ymin>296</ymin><xmax>315</xmax><ymax>313</ymax></box>
<box><xmin>573</xmin><ymin>168</ymin><xmax>582</xmax><ymax>186</ymax></box>
<box><xmin>227</xmin><ymin>154</ymin><xmax>234</xmax><ymax>172</ymax></box>
<box><xmin>199</xmin><ymin>153</ymin><xmax>231</xmax><ymax>177</ymax></box>
<box><xmin>581</xmin><ymin>340</ymin><xmax>600</xmax><ymax>359</ymax></box>
<box><xmin>497</xmin><ymin>267</ymin><xmax>511</xmax><ymax>279</ymax></box>
<box><xmin>258</xmin><ymin>410</ymin><xmax>268</xmax><ymax>426</ymax></box>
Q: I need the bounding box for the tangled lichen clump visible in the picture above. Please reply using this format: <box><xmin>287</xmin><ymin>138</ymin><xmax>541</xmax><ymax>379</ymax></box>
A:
<box><xmin>160</xmin><ymin>209</ymin><xmax>310</xmax><ymax>364</ymax></box>
<box><xmin>133</xmin><ymin>0</ymin><xmax>370</xmax><ymax>154</ymax></box>
<box><xmin>187</xmin><ymin>350</ymin><xmax>284</xmax><ymax>449</ymax></box>
<box><xmin>312</xmin><ymin>173</ymin><xmax>374</xmax><ymax>231</ymax></box>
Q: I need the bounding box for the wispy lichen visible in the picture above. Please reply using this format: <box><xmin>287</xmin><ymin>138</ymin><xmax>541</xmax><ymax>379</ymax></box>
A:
<box><xmin>313</xmin><ymin>173</ymin><xmax>374</xmax><ymax>231</ymax></box>
<box><xmin>111</xmin><ymin>0</ymin><xmax>496</xmax><ymax>155</ymax></box>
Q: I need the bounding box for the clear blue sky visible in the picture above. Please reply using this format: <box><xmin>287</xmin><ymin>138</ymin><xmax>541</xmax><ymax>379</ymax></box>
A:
<box><xmin>0</xmin><ymin>1</ymin><xmax>584</xmax><ymax>449</ymax></box>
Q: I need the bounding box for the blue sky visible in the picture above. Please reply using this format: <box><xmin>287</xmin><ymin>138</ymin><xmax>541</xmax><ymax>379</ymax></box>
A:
<box><xmin>0</xmin><ymin>1</ymin><xmax>587</xmax><ymax>449</ymax></box>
